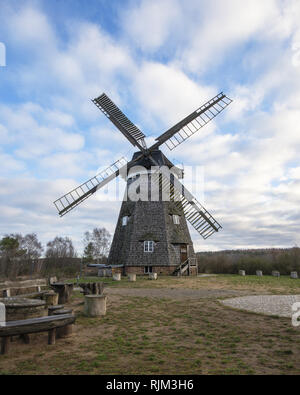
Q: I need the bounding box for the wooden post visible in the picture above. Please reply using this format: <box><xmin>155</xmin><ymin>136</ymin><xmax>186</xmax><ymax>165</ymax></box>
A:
<box><xmin>1</xmin><ymin>337</ymin><xmax>10</xmax><ymax>355</ymax></box>
<box><xmin>57</xmin><ymin>323</ymin><xmax>72</xmax><ymax>338</ymax></box>
<box><xmin>84</xmin><ymin>295</ymin><xmax>107</xmax><ymax>317</ymax></box>
<box><xmin>52</xmin><ymin>309</ymin><xmax>73</xmax><ymax>338</ymax></box>
<box><xmin>43</xmin><ymin>292</ymin><xmax>59</xmax><ymax>307</ymax></box>
<box><xmin>48</xmin><ymin>328</ymin><xmax>56</xmax><ymax>345</ymax></box>
<box><xmin>128</xmin><ymin>274</ymin><xmax>136</xmax><ymax>282</ymax></box>
<box><xmin>20</xmin><ymin>334</ymin><xmax>30</xmax><ymax>344</ymax></box>
<box><xmin>49</xmin><ymin>276</ymin><xmax>57</xmax><ymax>285</ymax></box>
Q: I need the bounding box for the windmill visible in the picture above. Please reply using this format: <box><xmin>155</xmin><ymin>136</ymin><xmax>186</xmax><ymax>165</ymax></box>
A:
<box><xmin>54</xmin><ymin>92</ymin><xmax>232</xmax><ymax>276</ymax></box>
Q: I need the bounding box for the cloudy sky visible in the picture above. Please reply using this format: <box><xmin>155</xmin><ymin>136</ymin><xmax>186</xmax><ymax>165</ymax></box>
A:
<box><xmin>0</xmin><ymin>0</ymin><xmax>300</xmax><ymax>254</ymax></box>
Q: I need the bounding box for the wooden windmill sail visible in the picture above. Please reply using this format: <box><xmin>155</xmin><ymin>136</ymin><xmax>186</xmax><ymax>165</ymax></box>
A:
<box><xmin>54</xmin><ymin>92</ymin><xmax>232</xmax><ymax>275</ymax></box>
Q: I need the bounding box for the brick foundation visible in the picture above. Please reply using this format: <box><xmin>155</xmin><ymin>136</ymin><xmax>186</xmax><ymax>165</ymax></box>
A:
<box><xmin>124</xmin><ymin>266</ymin><xmax>192</xmax><ymax>276</ymax></box>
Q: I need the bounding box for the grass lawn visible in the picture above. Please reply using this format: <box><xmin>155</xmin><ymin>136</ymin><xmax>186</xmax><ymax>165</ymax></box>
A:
<box><xmin>0</xmin><ymin>274</ymin><xmax>300</xmax><ymax>375</ymax></box>
<box><xmin>69</xmin><ymin>273</ymin><xmax>300</xmax><ymax>294</ymax></box>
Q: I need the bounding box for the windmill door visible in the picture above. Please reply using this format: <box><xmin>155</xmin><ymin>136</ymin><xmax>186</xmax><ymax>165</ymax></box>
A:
<box><xmin>180</xmin><ymin>245</ymin><xmax>188</xmax><ymax>264</ymax></box>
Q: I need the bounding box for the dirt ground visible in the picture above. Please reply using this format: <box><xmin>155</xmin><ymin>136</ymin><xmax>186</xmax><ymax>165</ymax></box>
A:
<box><xmin>0</xmin><ymin>275</ymin><xmax>300</xmax><ymax>375</ymax></box>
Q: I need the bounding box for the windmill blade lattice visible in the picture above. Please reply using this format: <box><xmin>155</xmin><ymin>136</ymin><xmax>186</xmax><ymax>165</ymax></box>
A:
<box><xmin>54</xmin><ymin>157</ymin><xmax>128</xmax><ymax>217</ymax></box>
<box><xmin>159</xmin><ymin>169</ymin><xmax>222</xmax><ymax>239</ymax></box>
<box><xmin>92</xmin><ymin>93</ymin><xmax>146</xmax><ymax>149</ymax></box>
<box><xmin>154</xmin><ymin>92</ymin><xmax>232</xmax><ymax>151</ymax></box>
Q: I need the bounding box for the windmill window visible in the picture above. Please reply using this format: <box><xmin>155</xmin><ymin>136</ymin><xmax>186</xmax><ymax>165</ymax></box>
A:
<box><xmin>122</xmin><ymin>216</ymin><xmax>129</xmax><ymax>226</ymax></box>
<box><xmin>144</xmin><ymin>241</ymin><xmax>154</xmax><ymax>253</ymax></box>
<box><xmin>173</xmin><ymin>215</ymin><xmax>180</xmax><ymax>225</ymax></box>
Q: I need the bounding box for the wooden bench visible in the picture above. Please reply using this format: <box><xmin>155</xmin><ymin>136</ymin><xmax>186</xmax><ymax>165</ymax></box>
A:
<box><xmin>0</xmin><ymin>279</ymin><xmax>48</xmax><ymax>298</ymax></box>
<box><xmin>48</xmin><ymin>305</ymin><xmax>65</xmax><ymax>315</ymax></box>
<box><xmin>0</xmin><ymin>314</ymin><xmax>75</xmax><ymax>355</ymax></box>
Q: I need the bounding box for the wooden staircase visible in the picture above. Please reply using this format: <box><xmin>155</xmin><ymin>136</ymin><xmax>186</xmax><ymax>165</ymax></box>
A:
<box><xmin>173</xmin><ymin>257</ymin><xmax>198</xmax><ymax>276</ymax></box>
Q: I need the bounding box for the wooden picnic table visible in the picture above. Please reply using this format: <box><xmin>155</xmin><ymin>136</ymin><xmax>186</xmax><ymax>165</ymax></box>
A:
<box><xmin>0</xmin><ymin>297</ymin><xmax>46</xmax><ymax>321</ymax></box>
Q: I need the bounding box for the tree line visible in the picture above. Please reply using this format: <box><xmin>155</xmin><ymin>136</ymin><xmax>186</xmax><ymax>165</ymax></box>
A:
<box><xmin>197</xmin><ymin>247</ymin><xmax>300</xmax><ymax>275</ymax></box>
<box><xmin>0</xmin><ymin>227</ymin><xmax>111</xmax><ymax>280</ymax></box>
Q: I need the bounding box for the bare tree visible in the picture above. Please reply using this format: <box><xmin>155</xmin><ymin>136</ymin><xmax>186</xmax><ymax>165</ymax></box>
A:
<box><xmin>12</xmin><ymin>233</ymin><xmax>43</xmax><ymax>262</ymax></box>
<box><xmin>44</xmin><ymin>236</ymin><xmax>78</xmax><ymax>275</ymax></box>
<box><xmin>16</xmin><ymin>233</ymin><xmax>44</xmax><ymax>275</ymax></box>
<box><xmin>46</xmin><ymin>236</ymin><xmax>76</xmax><ymax>259</ymax></box>
<box><xmin>0</xmin><ymin>235</ymin><xmax>24</xmax><ymax>278</ymax></box>
<box><xmin>83</xmin><ymin>228</ymin><xmax>111</xmax><ymax>263</ymax></box>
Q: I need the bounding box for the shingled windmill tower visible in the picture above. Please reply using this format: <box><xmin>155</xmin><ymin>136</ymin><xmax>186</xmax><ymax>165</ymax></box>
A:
<box><xmin>54</xmin><ymin>92</ymin><xmax>232</xmax><ymax>275</ymax></box>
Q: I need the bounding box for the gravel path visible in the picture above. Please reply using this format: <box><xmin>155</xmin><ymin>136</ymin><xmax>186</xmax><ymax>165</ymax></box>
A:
<box><xmin>106</xmin><ymin>287</ymin><xmax>244</xmax><ymax>300</ymax></box>
<box><xmin>220</xmin><ymin>295</ymin><xmax>300</xmax><ymax>317</ymax></box>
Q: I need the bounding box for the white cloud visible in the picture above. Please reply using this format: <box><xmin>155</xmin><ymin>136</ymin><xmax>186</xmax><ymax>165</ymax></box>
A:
<box><xmin>0</xmin><ymin>176</ymin><xmax>121</xmax><ymax>254</ymax></box>
<box><xmin>0</xmin><ymin>151</ymin><xmax>26</xmax><ymax>175</ymax></box>
<box><xmin>1</xmin><ymin>0</ymin><xmax>300</xmax><ymax>254</ymax></box>
<box><xmin>132</xmin><ymin>61</ymin><xmax>216</xmax><ymax>130</ymax></box>
<box><xmin>0</xmin><ymin>124</ymin><xmax>11</xmax><ymax>144</ymax></box>
<box><xmin>0</xmin><ymin>102</ymin><xmax>84</xmax><ymax>159</ymax></box>
<box><xmin>286</xmin><ymin>167</ymin><xmax>300</xmax><ymax>180</ymax></box>
<box><xmin>7</xmin><ymin>6</ymin><xmax>56</xmax><ymax>47</ymax></box>
<box><xmin>180</xmin><ymin>0</ymin><xmax>278</xmax><ymax>73</ymax></box>
<box><xmin>121</xmin><ymin>0</ymin><xmax>180</xmax><ymax>51</ymax></box>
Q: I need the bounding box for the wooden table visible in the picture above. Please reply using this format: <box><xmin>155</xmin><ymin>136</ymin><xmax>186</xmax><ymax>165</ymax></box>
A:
<box><xmin>50</xmin><ymin>283</ymin><xmax>74</xmax><ymax>304</ymax></box>
<box><xmin>0</xmin><ymin>297</ymin><xmax>46</xmax><ymax>321</ymax></box>
<box><xmin>78</xmin><ymin>282</ymin><xmax>104</xmax><ymax>296</ymax></box>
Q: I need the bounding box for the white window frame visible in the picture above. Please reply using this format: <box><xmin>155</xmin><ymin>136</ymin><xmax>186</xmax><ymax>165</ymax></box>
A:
<box><xmin>122</xmin><ymin>216</ymin><xmax>128</xmax><ymax>226</ymax></box>
<box><xmin>173</xmin><ymin>215</ymin><xmax>180</xmax><ymax>225</ymax></box>
<box><xmin>144</xmin><ymin>266</ymin><xmax>153</xmax><ymax>274</ymax></box>
<box><xmin>144</xmin><ymin>241</ymin><xmax>154</xmax><ymax>253</ymax></box>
